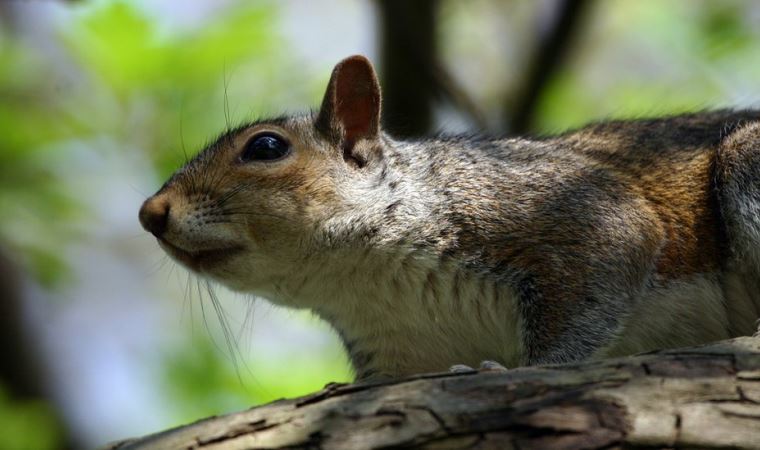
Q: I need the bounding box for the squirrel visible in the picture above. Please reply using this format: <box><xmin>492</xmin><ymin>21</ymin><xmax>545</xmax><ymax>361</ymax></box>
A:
<box><xmin>139</xmin><ymin>55</ymin><xmax>760</xmax><ymax>381</ymax></box>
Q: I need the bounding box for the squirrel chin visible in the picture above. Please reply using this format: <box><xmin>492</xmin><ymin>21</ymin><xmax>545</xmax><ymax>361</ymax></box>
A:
<box><xmin>157</xmin><ymin>238</ymin><xmax>244</xmax><ymax>271</ymax></box>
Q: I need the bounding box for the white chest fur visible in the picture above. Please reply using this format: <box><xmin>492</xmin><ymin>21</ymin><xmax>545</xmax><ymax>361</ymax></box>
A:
<box><xmin>274</xmin><ymin>249</ymin><xmax>523</xmax><ymax>379</ymax></box>
<box><xmin>598</xmin><ymin>272</ymin><xmax>760</xmax><ymax>359</ymax></box>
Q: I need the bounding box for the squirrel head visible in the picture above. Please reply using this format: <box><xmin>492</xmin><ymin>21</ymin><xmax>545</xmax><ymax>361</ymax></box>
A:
<box><xmin>138</xmin><ymin>55</ymin><xmax>392</xmax><ymax>296</ymax></box>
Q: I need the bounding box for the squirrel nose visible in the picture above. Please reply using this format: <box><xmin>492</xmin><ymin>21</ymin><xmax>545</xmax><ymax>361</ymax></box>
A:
<box><xmin>139</xmin><ymin>196</ymin><xmax>170</xmax><ymax>238</ymax></box>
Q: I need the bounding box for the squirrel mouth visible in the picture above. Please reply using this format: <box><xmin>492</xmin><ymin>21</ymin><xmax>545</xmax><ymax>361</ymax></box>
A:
<box><xmin>158</xmin><ymin>238</ymin><xmax>243</xmax><ymax>270</ymax></box>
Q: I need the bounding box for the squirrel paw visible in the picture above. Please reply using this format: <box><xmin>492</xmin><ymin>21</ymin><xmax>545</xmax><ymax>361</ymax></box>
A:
<box><xmin>479</xmin><ymin>360</ymin><xmax>508</xmax><ymax>371</ymax></box>
<box><xmin>449</xmin><ymin>364</ymin><xmax>477</xmax><ymax>374</ymax></box>
<box><xmin>449</xmin><ymin>360</ymin><xmax>508</xmax><ymax>374</ymax></box>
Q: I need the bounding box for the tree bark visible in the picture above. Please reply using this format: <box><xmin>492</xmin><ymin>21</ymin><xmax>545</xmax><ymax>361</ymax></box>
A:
<box><xmin>106</xmin><ymin>335</ymin><xmax>760</xmax><ymax>449</ymax></box>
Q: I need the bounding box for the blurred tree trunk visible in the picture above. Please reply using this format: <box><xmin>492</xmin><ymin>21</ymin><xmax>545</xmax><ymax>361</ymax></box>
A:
<box><xmin>0</xmin><ymin>248</ymin><xmax>44</xmax><ymax>398</ymax></box>
<box><xmin>0</xmin><ymin>247</ymin><xmax>71</xmax><ymax>449</ymax></box>
<box><xmin>377</xmin><ymin>0</ymin><xmax>591</xmax><ymax>136</ymax></box>
<box><xmin>377</xmin><ymin>0</ymin><xmax>438</xmax><ymax>138</ymax></box>
<box><xmin>507</xmin><ymin>0</ymin><xmax>592</xmax><ymax>134</ymax></box>
<box><xmin>0</xmin><ymin>3</ymin><xmax>72</xmax><ymax>449</ymax></box>
<box><xmin>107</xmin><ymin>335</ymin><xmax>760</xmax><ymax>449</ymax></box>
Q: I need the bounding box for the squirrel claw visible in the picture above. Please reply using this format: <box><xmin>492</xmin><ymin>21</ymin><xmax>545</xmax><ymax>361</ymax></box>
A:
<box><xmin>449</xmin><ymin>364</ymin><xmax>477</xmax><ymax>374</ymax></box>
<box><xmin>479</xmin><ymin>360</ymin><xmax>508</xmax><ymax>371</ymax></box>
<box><xmin>449</xmin><ymin>360</ymin><xmax>508</xmax><ymax>374</ymax></box>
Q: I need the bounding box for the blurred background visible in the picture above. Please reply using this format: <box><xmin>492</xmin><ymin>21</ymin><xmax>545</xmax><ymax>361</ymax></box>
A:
<box><xmin>2</xmin><ymin>0</ymin><xmax>760</xmax><ymax>448</ymax></box>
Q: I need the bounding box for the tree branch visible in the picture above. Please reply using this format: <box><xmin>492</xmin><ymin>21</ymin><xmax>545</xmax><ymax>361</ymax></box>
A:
<box><xmin>106</xmin><ymin>335</ymin><xmax>760</xmax><ymax>449</ymax></box>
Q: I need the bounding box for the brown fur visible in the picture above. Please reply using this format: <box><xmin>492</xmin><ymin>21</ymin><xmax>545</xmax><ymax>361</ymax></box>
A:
<box><xmin>561</xmin><ymin>118</ymin><xmax>734</xmax><ymax>278</ymax></box>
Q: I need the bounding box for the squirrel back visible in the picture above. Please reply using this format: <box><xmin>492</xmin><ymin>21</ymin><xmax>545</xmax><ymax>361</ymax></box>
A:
<box><xmin>139</xmin><ymin>56</ymin><xmax>760</xmax><ymax>379</ymax></box>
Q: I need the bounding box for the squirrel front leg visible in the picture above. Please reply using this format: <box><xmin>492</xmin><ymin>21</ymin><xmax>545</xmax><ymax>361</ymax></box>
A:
<box><xmin>502</xmin><ymin>184</ymin><xmax>663</xmax><ymax>365</ymax></box>
<box><xmin>514</xmin><ymin>272</ymin><xmax>638</xmax><ymax>365</ymax></box>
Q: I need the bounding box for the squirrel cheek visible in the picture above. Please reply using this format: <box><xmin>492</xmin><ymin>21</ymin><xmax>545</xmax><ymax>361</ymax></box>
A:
<box><xmin>243</xmin><ymin>221</ymin><xmax>266</xmax><ymax>248</ymax></box>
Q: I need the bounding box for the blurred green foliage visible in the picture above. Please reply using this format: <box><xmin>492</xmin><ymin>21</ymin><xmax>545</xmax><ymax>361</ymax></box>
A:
<box><xmin>0</xmin><ymin>34</ymin><xmax>80</xmax><ymax>287</ymax></box>
<box><xmin>62</xmin><ymin>0</ymin><xmax>287</xmax><ymax>176</ymax></box>
<box><xmin>534</xmin><ymin>0</ymin><xmax>760</xmax><ymax>132</ymax></box>
<box><xmin>0</xmin><ymin>0</ymin><xmax>349</xmax><ymax>445</ymax></box>
<box><xmin>0</xmin><ymin>383</ymin><xmax>62</xmax><ymax>450</ymax></box>
<box><xmin>164</xmin><ymin>329</ymin><xmax>350</xmax><ymax>424</ymax></box>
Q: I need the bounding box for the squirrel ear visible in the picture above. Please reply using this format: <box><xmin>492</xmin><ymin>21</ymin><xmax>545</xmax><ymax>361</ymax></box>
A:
<box><xmin>316</xmin><ymin>55</ymin><xmax>381</xmax><ymax>147</ymax></box>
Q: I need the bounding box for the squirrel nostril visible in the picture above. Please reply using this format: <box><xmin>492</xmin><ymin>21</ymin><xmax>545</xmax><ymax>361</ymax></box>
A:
<box><xmin>139</xmin><ymin>197</ymin><xmax>170</xmax><ymax>238</ymax></box>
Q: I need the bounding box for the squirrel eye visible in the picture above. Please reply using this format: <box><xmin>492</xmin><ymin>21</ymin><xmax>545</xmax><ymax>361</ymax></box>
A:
<box><xmin>240</xmin><ymin>134</ymin><xmax>290</xmax><ymax>162</ymax></box>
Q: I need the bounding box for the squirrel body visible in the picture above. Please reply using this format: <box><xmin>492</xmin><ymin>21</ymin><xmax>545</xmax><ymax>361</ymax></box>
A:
<box><xmin>140</xmin><ymin>56</ymin><xmax>760</xmax><ymax>380</ymax></box>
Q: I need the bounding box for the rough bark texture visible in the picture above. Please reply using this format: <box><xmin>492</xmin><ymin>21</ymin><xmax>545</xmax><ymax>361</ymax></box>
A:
<box><xmin>107</xmin><ymin>336</ymin><xmax>760</xmax><ymax>450</ymax></box>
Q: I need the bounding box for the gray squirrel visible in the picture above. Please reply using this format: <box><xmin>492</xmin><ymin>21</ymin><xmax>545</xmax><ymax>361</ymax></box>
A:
<box><xmin>139</xmin><ymin>55</ymin><xmax>760</xmax><ymax>380</ymax></box>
